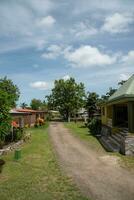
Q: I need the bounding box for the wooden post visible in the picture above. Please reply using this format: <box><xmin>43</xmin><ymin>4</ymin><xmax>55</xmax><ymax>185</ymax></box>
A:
<box><xmin>112</xmin><ymin>105</ymin><xmax>116</xmax><ymax>127</ymax></box>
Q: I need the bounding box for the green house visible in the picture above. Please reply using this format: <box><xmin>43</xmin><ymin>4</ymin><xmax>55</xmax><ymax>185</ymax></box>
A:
<box><xmin>101</xmin><ymin>75</ymin><xmax>134</xmax><ymax>155</ymax></box>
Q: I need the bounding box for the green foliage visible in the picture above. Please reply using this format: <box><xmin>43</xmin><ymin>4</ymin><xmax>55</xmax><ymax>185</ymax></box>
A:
<box><xmin>30</xmin><ymin>98</ymin><xmax>42</xmax><ymax>110</ymax></box>
<box><xmin>64</xmin><ymin>122</ymin><xmax>104</xmax><ymax>151</ymax></box>
<box><xmin>5</xmin><ymin>128</ymin><xmax>24</xmax><ymax>142</ymax></box>
<box><xmin>101</xmin><ymin>87</ymin><xmax>117</xmax><ymax>101</ymax></box>
<box><xmin>0</xmin><ymin>108</ymin><xmax>11</xmax><ymax>140</ymax></box>
<box><xmin>118</xmin><ymin>80</ymin><xmax>127</xmax><ymax>86</ymax></box>
<box><xmin>14</xmin><ymin>128</ymin><xmax>24</xmax><ymax>141</ymax></box>
<box><xmin>87</xmin><ymin>118</ymin><xmax>102</xmax><ymax>135</ymax></box>
<box><xmin>46</xmin><ymin>78</ymin><xmax>85</xmax><ymax>121</ymax></box>
<box><xmin>85</xmin><ymin>92</ymin><xmax>99</xmax><ymax>118</ymax></box>
<box><xmin>0</xmin><ymin>77</ymin><xmax>20</xmax><ymax>141</ymax></box>
<box><xmin>30</xmin><ymin>98</ymin><xmax>47</xmax><ymax>110</ymax></box>
<box><xmin>0</xmin><ymin>77</ymin><xmax>20</xmax><ymax>107</ymax></box>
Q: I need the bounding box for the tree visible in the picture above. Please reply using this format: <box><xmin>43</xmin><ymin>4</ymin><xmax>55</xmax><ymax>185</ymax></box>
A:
<box><xmin>20</xmin><ymin>102</ymin><xmax>28</xmax><ymax>109</ymax></box>
<box><xmin>0</xmin><ymin>77</ymin><xmax>20</xmax><ymax>141</ymax></box>
<box><xmin>85</xmin><ymin>92</ymin><xmax>99</xmax><ymax>118</ymax></box>
<box><xmin>0</xmin><ymin>77</ymin><xmax>20</xmax><ymax>107</ymax></box>
<box><xmin>30</xmin><ymin>98</ymin><xmax>43</xmax><ymax>110</ymax></box>
<box><xmin>118</xmin><ymin>80</ymin><xmax>126</xmax><ymax>86</ymax></box>
<box><xmin>101</xmin><ymin>87</ymin><xmax>117</xmax><ymax>101</ymax></box>
<box><xmin>46</xmin><ymin>78</ymin><xmax>85</xmax><ymax>122</ymax></box>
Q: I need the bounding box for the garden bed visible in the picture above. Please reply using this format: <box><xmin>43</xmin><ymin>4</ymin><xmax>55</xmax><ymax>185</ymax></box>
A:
<box><xmin>0</xmin><ymin>140</ymin><xmax>23</xmax><ymax>156</ymax></box>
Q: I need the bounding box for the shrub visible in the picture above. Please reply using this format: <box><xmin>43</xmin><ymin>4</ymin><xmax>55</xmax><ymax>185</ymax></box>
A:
<box><xmin>14</xmin><ymin>128</ymin><xmax>24</xmax><ymax>141</ymax></box>
<box><xmin>25</xmin><ymin>124</ymin><xmax>29</xmax><ymax>128</ymax></box>
<box><xmin>35</xmin><ymin>118</ymin><xmax>45</xmax><ymax>127</ymax></box>
<box><xmin>5</xmin><ymin>128</ymin><xmax>24</xmax><ymax>143</ymax></box>
<box><xmin>0</xmin><ymin>140</ymin><xmax>4</xmax><ymax>149</ymax></box>
<box><xmin>87</xmin><ymin>118</ymin><xmax>101</xmax><ymax>135</ymax></box>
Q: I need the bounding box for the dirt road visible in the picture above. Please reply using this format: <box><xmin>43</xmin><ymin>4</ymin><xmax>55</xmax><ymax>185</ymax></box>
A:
<box><xmin>49</xmin><ymin>122</ymin><xmax>134</xmax><ymax>200</ymax></box>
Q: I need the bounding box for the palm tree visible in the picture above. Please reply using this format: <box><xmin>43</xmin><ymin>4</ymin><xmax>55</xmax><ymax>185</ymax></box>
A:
<box><xmin>20</xmin><ymin>102</ymin><xmax>28</xmax><ymax>109</ymax></box>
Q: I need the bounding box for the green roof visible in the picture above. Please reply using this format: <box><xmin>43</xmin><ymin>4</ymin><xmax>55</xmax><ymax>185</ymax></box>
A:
<box><xmin>108</xmin><ymin>74</ymin><xmax>134</xmax><ymax>103</ymax></box>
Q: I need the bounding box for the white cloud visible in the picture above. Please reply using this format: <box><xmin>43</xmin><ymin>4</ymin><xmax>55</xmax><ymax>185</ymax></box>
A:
<box><xmin>26</xmin><ymin>0</ymin><xmax>54</xmax><ymax>14</ymax></box>
<box><xmin>101</xmin><ymin>13</ymin><xmax>134</xmax><ymax>33</ymax></box>
<box><xmin>119</xmin><ymin>73</ymin><xmax>130</xmax><ymax>81</ymax></box>
<box><xmin>37</xmin><ymin>16</ymin><xmax>56</xmax><ymax>27</ymax></box>
<box><xmin>0</xmin><ymin>1</ymin><xmax>56</xmax><ymax>53</ymax></box>
<box><xmin>122</xmin><ymin>50</ymin><xmax>134</xmax><ymax>65</ymax></box>
<box><xmin>62</xmin><ymin>75</ymin><xmax>70</xmax><ymax>81</ymax></box>
<box><xmin>73</xmin><ymin>0</ymin><xmax>134</xmax><ymax>14</ymax></box>
<box><xmin>64</xmin><ymin>45</ymin><xmax>117</xmax><ymax>68</ymax></box>
<box><xmin>36</xmin><ymin>39</ymin><xmax>46</xmax><ymax>50</ymax></box>
<box><xmin>71</xmin><ymin>22</ymin><xmax>97</xmax><ymax>39</ymax></box>
<box><xmin>41</xmin><ymin>45</ymin><xmax>62</xmax><ymax>59</ymax></box>
<box><xmin>30</xmin><ymin>81</ymin><xmax>51</xmax><ymax>90</ymax></box>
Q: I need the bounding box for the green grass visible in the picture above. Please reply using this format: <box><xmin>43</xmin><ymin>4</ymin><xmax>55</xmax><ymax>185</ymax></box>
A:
<box><xmin>113</xmin><ymin>153</ymin><xmax>134</xmax><ymax>169</ymax></box>
<box><xmin>64</xmin><ymin>122</ymin><xmax>104</xmax><ymax>153</ymax></box>
<box><xmin>64</xmin><ymin>122</ymin><xmax>134</xmax><ymax>169</ymax></box>
<box><xmin>0</xmin><ymin>124</ymin><xmax>89</xmax><ymax>200</ymax></box>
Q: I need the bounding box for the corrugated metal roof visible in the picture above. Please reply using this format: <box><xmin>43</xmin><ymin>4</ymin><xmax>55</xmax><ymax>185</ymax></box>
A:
<box><xmin>16</xmin><ymin>108</ymin><xmax>37</xmax><ymax>113</ymax></box>
<box><xmin>10</xmin><ymin>109</ymin><xmax>31</xmax><ymax>115</ymax></box>
<box><xmin>108</xmin><ymin>74</ymin><xmax>134</xmax><ymax>102</ymax></box>
<box><xmin>10</xmin><ymin>108</ymin><xmax>46</xmax><ymax>114</ymax></box>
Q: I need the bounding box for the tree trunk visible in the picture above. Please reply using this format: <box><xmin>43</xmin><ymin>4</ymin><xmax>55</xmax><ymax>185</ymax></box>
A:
<box><xmin>68</xmin><ymin>113</ymin><xmax>70</xmax><ymax>122</ymax></box>
<box><xmin>74</xmin><ymin>113</ymin><xmax>77</xmax><ymax>123</ymax></box>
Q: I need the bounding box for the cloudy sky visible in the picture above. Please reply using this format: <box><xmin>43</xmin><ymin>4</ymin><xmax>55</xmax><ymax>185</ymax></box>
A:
<box><xmin>0</xmin><ymin>0</ymin><xmax>134</xmax><ymax>105</ymax></box>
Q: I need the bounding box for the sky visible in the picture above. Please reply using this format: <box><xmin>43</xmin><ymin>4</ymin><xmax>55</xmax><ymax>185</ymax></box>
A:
<box><xmin>0</xmin><ymin>0</ymin><xmax>134</xmax><ymax>105</ymax></box>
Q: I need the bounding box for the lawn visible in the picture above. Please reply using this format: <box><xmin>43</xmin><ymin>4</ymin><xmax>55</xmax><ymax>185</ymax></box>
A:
<box><xmin>0</xmin><ymin>124</ymin><xmax>89</xmax><ymax>200</ymax></box>
<box><xmin>64</xmin><ymin>122</ymin><xmax>134</xmax><ymax>169</ymax></box>
<box><xmin>64</xmin><ymin>121</ymin><xmax>104</xmax><ymax>153</ymax></box>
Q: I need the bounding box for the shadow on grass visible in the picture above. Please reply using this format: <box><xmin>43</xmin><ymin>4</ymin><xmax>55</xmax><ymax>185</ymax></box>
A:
<box><xmin>79</xmin><ymin>125</ymin><xmax>87</xmax><ymax>128</ymax></box>
<box><xmin>79</xmin><ymin>125</ymin><xmax>98</xmax><ymax>137</ymax></box>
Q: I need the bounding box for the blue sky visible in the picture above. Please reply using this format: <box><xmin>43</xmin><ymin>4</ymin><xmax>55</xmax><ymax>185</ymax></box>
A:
<box><xmin>0</xmin><ymin>0</ymin><xmax>134</xmax><ymax>105</ymax></box>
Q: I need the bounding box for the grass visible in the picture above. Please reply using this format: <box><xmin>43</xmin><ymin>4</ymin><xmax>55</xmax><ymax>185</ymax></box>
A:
<box><xmin>64</xmin><ymin>121</ymin><xmax>104</xmax><ymax>153</ymax></box>
<box><xmin>0</xmin><ymin>123</ymin><xmax>89</xmax><ymax>200</ymax></box>
<box><xmin>64</xmin><ymin>122</ymin><xmax>134</xmax><ymax>169</ymax></box>
<box><xmin>114</xmin><ymin>153</ymin><xmax>134</xmax><ymax>169</ymax></box>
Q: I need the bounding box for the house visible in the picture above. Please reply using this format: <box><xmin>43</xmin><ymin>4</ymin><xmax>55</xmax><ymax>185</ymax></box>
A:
<box><xmin>10</xmin><ymin>109</ymin><xmax>31</xmax><ymax>128</ymax></box>
<box><xmin>77</xmin><ymin>108</ymin><xmax>88</xmax><ymax>122</ymax></box>
<box><xmin>10</xmin><ymin>108</ymin><xmax>46</xmax><ymax>127</ymax></box>
<box><xmin>100</xmin><ymin>74</ymin><xmax>134</xmax><ymax>155</ymax></box>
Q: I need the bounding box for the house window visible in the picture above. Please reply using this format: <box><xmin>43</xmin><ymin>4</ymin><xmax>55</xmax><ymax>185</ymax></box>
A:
<box><xmin>102</xmin><ymin>107</ymin><xmax>105</xmax><ymax>116</ymax></box>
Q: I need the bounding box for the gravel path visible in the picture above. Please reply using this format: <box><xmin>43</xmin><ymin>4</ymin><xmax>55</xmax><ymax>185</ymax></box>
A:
<box><xmin>49</xmin><ymin>122</ymin><xmax>134</xmax><ymax>200</ymax></box>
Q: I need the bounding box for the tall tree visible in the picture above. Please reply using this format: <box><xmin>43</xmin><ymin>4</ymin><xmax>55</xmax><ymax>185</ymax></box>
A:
<box><xmin>101</xmin><ymin>87</ymin><xmax>117</xmax><ymax>101</ymax></box>
<box><xmin>0</xmin><ymin>77</ymin><xmax>20</xmax><ymax>141</ymax></box>
<box><xmin>46</xmin><ymin>78</ymin><xmax>85</xmax><ymax>122</ymax></box>
<box><xmin>0</xmin><ymin>77</ymin><xmax>20</xmax><ymax>107</ymax></box>
<box><xmin>85</xmin><ymin>92</ymin><xmax>99</xmax><ymax>118</ymax></box>
<box><xmin>30</xmin><ymin>98</ymin><xmax>43</xmax><ymax>110</ymax></box>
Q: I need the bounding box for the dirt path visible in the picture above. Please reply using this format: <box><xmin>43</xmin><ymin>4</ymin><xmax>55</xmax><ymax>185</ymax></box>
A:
<box><xmin>49</xmin><ymin>122</ymin><xmax>134</xmax><ymax>200</ymax></box>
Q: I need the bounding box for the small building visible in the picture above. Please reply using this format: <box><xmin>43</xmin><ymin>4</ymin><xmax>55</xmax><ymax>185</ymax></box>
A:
<box><xmin>100</xmin><ymin>74</ymin><xmax>134</xmax><ymax>155</ymax></box>
<box><xmin>10</xmin><ymin>108</ymin><xmax>46</xmax><ymax>127</ymax></box>
<box><xmin>10</xmin><ymin>109</ymin><xmax>31</xmax><ymax>128</ymax></box>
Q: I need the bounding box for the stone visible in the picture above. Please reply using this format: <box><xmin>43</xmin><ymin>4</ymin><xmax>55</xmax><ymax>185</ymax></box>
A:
<box><xmin>0</xmin><ymin>140</ymin><xmax>24</xmax><ymax>156</ymax></box>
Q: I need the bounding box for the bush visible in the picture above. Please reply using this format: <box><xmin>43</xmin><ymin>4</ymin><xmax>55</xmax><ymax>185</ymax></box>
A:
<box><xmin>5</xmin><ymin>128</ymin><xmax>24</xmax><ymax>143</ymax></box>
<box><xmin>35</xmin><ymin>118</ymin><xmax>45</xmax><ymax>127</ymax></box>
<box><xmin>0</xmin><ymin>140</ymin><xmax>4</xmax><ymax>149</ymax></box>
<box><xmin>14</xmin><ymin>128</ymin><xmax>24</xmax><ymax>141</ymax></box>
<box><xmin>87</xmin><ymin>118</ymin><xmax>101</xmax><ymax>135</ymax></box>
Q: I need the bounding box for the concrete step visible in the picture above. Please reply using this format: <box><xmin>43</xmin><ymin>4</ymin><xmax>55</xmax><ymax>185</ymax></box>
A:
<box><xmin>111</xmin><ymin>134</ymin><xmax>122</xmax><ymax>144</ymax></box>
<box><xmin>109</xmin><ymin>136</ymin><xmax>121</xmax><ymax>147</ymax></box>
<box><xmin>99</xmin><ymin>136</ymin><xmax>120</xmax><ymax>152</ymax></box>
<box><xmin>118</xmin><ymin>128</ymin><xmax>128</xmax><ymax>136</ymax></box>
